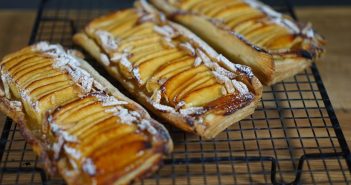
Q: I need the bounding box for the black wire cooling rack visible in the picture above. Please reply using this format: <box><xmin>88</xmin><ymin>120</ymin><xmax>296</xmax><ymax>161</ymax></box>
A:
<box><xmin>1</xmin><ymin>0</ymin><xmax>351</xmax><ymax>184</ymax></box>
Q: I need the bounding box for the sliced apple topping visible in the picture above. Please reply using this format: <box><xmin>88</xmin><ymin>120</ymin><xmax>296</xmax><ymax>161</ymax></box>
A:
<box><xmin>118</xmin><ymin>35</ymin><xmax>161</xmax><ymax>52</ymax></box>
<box><xmin>133</xmin><ymin>51</ymin><xmax>186</xmax><ymax>85</ymax></box>
<box><xmin>182</xmin><ymin>84</ymin><xmax>224</xmax><ymax>108</ymax></box>
<box><xmin>162</xmin><ymin>65</ymin><xmax>208</xmax><ymax>105</ymax></box>
<box><xmin>118</xmin><ymin>22</ymin><xmax>154</xmax><ymax>39</ymax></box>
<box><xmin>169</xmin><ymin>71</ymin><xmax>212</xmax><ymax>104</ymax></box>
<box><xmin>174</xmin><ymin>75</ymin><xmax>215</xmax><ymax>103</ymax></box>
<box><xmin>145</xmin><ymin>56</ymin><xmax>194</xmax><ymax>93</ymax></box>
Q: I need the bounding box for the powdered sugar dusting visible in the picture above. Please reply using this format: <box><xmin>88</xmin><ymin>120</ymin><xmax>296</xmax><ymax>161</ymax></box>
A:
<box><xmin>180</xmin><ymin>107</ymin><xmax>206</xmax><ymax>116</ymax></box>
<box><xmin>64</xmin><ymin>145</ymin><xmax>82</xmax><ymax>160</ymax></box>
<box><xmin>179</xmin><ymin>42</ymin><xmax>195</xmax><ymax>56</ymax></box>
<box><xmin>232</xmin><ymin>80</ymin><xmax>249</xmax><ymax>96</ymax></box>
<box><xmin>120</xmin><ymin>55</ymin><xmax>133</xmax><ymax>72</ymax></box>
<box><xmin>196</xmin><ymin>49</ymin><xmax>212</xmax><ymax>68</ymax></box>
<box><xmin>113</xmin><ymin>106</ymin><xmax>138</xmax><ymax>124</ymax></box>
<box><xmin>175</xmin><ymin>101</ymin><xmax>186</xmax><ymax>109</ymax></box>
<box><xmin>194</xmin><ymin>56</ymin><xmax>202</xmax><ymax>67</ymax></box>
<box><xmin>1</xmin><ymin>71</ymin><xmax>11</xmax><ymax>98</ymax></box>
<box><xmin>93</xmin><ymin>93</ymin><xmax>128</xmax><ymax>106</ymax></box>
<box><xmin>132</xmin><ymin>67</ymin><xmax>142</xmax><ymax>84</ymax></box>
<box><xmin>162</xmin><ymin>37</ymin><xmax>176</xmax><ymax>48</ymax></box>
<box><xmin>151</xmin><ymin>101</ymin><xmax>175</xmax><ymax>113</ymax></box>
<box><xmin>154</xmin><ymin>25</ymin><xmax>178</xmax><ymax>38</ymax></box>
<box><xmin>9</xmin><ymin>100</ymin><xmax>22</xmax><ymax>112</ymax></box>
<box><xmin>95</xmin><ymin>29</ymin><xmax>118</xmax><ymax>51</ymax></box>
<box><xmin>82</xmin><ymin>158</ymin><xmax>96</xmax><ymax>176</ymax></box>
<box><xmin>138</xmin><ymin>119</ymin><xmax>158</xmax><ymax>135</ymax></box>
<box><xmin>216</xmin><ymin>54</ymin><xmax>238</xmax><ymax>73</ymax></box>
<box><xmin>234</xmin><ymin>64</ymin><xmax>254</xmax><ymax>78</ymax></box>
<box><xmin>151</xmin><ymin>90</ymin><xmax>162</xmax><ymax>103</ymax></box>
<box><xmin>100</xmin><ymin>53</ymin><xmax>110</xmax><ymax>66</ymax></box>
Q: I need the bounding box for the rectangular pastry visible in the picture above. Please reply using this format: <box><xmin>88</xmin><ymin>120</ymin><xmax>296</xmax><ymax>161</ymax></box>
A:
<box><xmin>73</xmin><ymin>2</ymin><xmax>262</xmax><ymax>139</ymax></box>
<box><xmin>0</xmin><ymin>42</ymin><xmax>172</xmax><ymax>185</ymax></box>
<box><xmin>149</xmin><ymin>0</ymin><xmax>325</xmax><ymax>85</ymax></box>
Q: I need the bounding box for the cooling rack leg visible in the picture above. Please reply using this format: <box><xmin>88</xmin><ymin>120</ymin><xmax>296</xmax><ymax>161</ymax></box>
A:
<box><xmin>0</xmin><ymin>119</ymin><xmax>13</xmax><ymax>162</ymax></box>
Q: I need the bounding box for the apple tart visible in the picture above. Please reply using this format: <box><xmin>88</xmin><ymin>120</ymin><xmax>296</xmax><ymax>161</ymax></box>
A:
<box><xmin>149</xmin><ymin>0</ymin><xmax>325</xmax><ymax>85</ymax></box>
<box><xmin>0</xmin><ymin>42</ymin><xmax>172</xmax><ymax>185</ymax></box>
<box><xmin>73</xmin><ymin>3</ymin><xmax>262</xmax><ymax>139</ymax></box>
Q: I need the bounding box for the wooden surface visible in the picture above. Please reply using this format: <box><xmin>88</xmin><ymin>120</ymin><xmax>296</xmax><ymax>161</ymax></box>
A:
<box><xmin>0</xmin><ymin>6</ymin><xmax>350</xmax><ymax>184</ymax></box>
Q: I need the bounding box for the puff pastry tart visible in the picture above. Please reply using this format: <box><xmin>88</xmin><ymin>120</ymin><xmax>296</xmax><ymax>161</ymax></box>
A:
<box><xmin>149</xmin><ymin>0</ymin><xmax>325</xmax><ymax>85</ymax></box>
<box><xmin>0</xmin><ymin>42</ymin><xmax>172</xmax><ymax>185</ymax></box>
<box><xmin>73</xmin><ymin>2</ymin><xmax>262</xmax><ymax>139</ymax></box>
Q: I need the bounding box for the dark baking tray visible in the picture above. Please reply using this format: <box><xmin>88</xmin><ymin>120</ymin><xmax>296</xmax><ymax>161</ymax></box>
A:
<box><xmin>0</xmin><ymin>0</ymin><xmax>350</xmax><ymax>184</ymax></box>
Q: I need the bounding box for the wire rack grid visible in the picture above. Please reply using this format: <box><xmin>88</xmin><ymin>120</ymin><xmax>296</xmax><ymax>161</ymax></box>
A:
<box><xmin>0</xmin><ymin>0</ymin><xmax>350</xmax><ymax>184</ymax></box>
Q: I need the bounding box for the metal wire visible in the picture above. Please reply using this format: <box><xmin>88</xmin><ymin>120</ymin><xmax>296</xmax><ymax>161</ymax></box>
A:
<box><xmin>0</xmin><ymin>0</ymin><xmax>350</xmax><ymax>184</ymax></box>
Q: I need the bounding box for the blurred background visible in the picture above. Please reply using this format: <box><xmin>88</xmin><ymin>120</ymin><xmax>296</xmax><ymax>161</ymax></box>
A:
<box><xmin>0</xmin><ymin>0</ymin><xmax>350</xmax><ymax>141</ymax></box>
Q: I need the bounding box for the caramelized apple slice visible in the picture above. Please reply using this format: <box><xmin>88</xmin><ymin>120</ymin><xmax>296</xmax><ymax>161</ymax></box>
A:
<box><xmin>120</xmin><ymin>33</ymin><xmax>160</xmax><ymax>44</ymax></box>
<box><xmin>205</xmin><ymin>1</ymin><xmax>243</xmax><ymax>17</ymax></box>
<box><xmin>145</xmin><ymin>56</ymin><xmax>193</xmax><ymax>93</ymax></box>
<box><xmin>245</xmin><ymin>25</ymin><xmax>277</xmax><ymax>43</ymax></box>
<box><xmin>169</xmin><ymin>71</ymin><xmax>212</xmax><ymax>104</ymax></box>
<box><xmin>201</xmin><ymin>0</ymin><xmax>233</xmax><ymax>16</ymax></box>
<box><xmin>182</xmin><ymin>83</ymin><xmax>223</xmax><ymax>108</ymax></box>
<box><xmin>90</xmin><ymin>9</ymin><xmax>137</xmax><ymax>32</ymax></box>
<box><xmin>119</xmin><ymin>22</ymin><xmax>154</xmax><ymax>39</ymax></box>
<box><xmin>265</xmin><ymin>34</ymin><xmax>296</xmax><ymax>49</ymax></box>
<box><xmin>77</xmin><ymin>116</ymin><xmax>119</xmax><ymax>140</ymax></box>
<box><xmin>226</xmin><ymin>11</ymin><xmax>263</xmax><ymax>28</ymax></box>
<box><xmin>233</xmin><ymin>20</ymin><xmax>257</xmax><ymax>33</ymax></box>
<box><xmin>30</xmin><ymin>80</ymin><xmax>73</xmax><ymax>98</ymax></box>
<box><xmin>152</xmin><ymin>56</ymin><xmax>193</xmax><ymax>78</ymax></box>
<box><xmin>109</xmin><ymin>15</ymin><xmax>139</xmax><ymax>36</ymax></box>
<box><xmin>118</xmin><ymin>36</ymin><xmax>161</xmax><ymax>52</ymax></box>
<box><xmin>163</xmin><ymin>65</ymin><xmax>208</xmax><ymax>104</ymax></box>
<box><xmin>131</xmin><ymin>40</ymin><xmax>165</xmax><ymax>52</ymax></box>
<box><xmin>20</xmin><ymin>70</ymin><xmax>63</xmax><ymax>88</ymax></box>
<box><xmin>180</xmin><ymin>0</ymin><xmax>204</xmax><ymax>10</ymax></box>
<box><xmin>221</xmin><ymin>7</ymin><xmax>256</xmax><ymax>21</ymax></box>
<box><xmin>12</xmin><ymin>59</ymin><xmax>52</xmax><ymax>80</ymax></box>
<box><xmin>79</xmin><ymin>123</ymin><xmax>136</xmax><ymax>158</ymax></box>
<box><xmin>190</xmin><ymin>0</ymin><xmax>221</xmax><ymax>12</ymax></box>
<box><xmin>132</xmin><ymin>48</ymin><xmax>177</xmax><ymax>65</ymax></box>
<box><xmin>135</xmin><ymin>51</ymin><xmax>186</xmax><ymax>85</ymax></box>
<box><xmin>92</xmin><ymin>134</ymin><xmax>148</xmax><ymax>174</ymax></box>
<box><xmin>214</xmin><ymin>4</ymin><xmax>250</xmax><ymax>19</ymax></box>
<box><xmin>9</xmin><ymin>57</ymin><xmax>49</xmax><ymax>74</ymax></box>
<box><xmin>255</xmin><ymin>27</ymin><xmax>289</xmax><ymax>47</ymax></box>
<box><xmin>68</xmin><ymin>111</ymin><xmax>113</xmax><ymax>135</ymax></box>
<box><xmin>147</xmin><ymin>64</ymin><xmax>194</xmax><ymax>93</ymax></box>
<box><xmin>38</xmin><ymin>86</ymin><xmax>80</xmax><ymax>119</ymax></box>
<box><xmin>26</xmin><ymin>74</ymin><xmax>71</xmax><ymax>92</ymax></box>
<box><xmin>53</xmin><ymin>96</ymin><xmax>97</xmax><ymax>123</ymax></box>
<box><xmin>60</xmin><ymin>102</ymin><xmax>106</xmax><ymax>124</ymax></box>
<box><xmin>175</xmin><ymin>76</ymin><xmax>216</xmax><ymax>103</ymax></box>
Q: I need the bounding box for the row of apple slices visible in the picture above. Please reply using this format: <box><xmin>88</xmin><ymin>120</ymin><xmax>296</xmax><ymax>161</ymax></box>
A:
<box><xmin>177</xmin><ymin>0</ymin><xmax>298</xmax><ymax>50</ymax></box>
